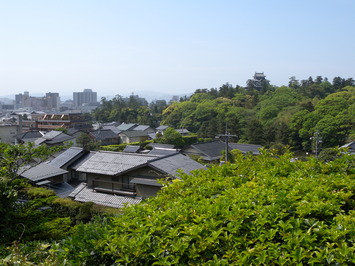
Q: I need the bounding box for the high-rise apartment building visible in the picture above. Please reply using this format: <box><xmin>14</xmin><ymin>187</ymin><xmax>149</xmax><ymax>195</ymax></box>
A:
<box><xmin>73</xmin><ymin>89</ymin><xmax>97</xmax><ymax>108</ymax></box>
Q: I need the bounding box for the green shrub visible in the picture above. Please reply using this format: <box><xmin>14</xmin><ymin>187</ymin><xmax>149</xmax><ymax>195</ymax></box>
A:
<box><xmin>26</xmin><ymin>187</ymin><xmax>56</xmax><ymax>199</ymax></box>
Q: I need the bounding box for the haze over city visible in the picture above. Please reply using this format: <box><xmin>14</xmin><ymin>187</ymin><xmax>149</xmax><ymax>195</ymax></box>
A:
<box><xmin>1</xmin><ymin>0</ymin><xmax>354</xmax><ymax>98</ymax></box>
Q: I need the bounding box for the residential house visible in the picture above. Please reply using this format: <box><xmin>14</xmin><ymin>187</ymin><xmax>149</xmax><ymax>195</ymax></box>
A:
<box><xmin>119</xmin><ymin>130</ymin><xmax>149</xmax><ymax>144</ymax></box>
<box><xmin>20</xmin><ymin>162</ymin><xmax>68</xmax><ymax>186</ymax></box>
<box><xmin>89</xmin><ymin>129</ymin><xmax>120</xmax><ymax>146</ymax></box>
<box><xmin>123</xmin><ymin>145</ymin><xmax>142</xmax><ymax>153</ymax></box>
<box><xmin>133</xmin><ymin>125</ymin><xmax>156</xmax><ymax>134</ymax></box>
<box><xmin>116</xmin><ymin>123</ymin><xmax>138</xmax><ymax>132</ymax></box>
<box><xmin>75</xmin><ymin>151</ymin><xmax>205</xmax><ymax>198</ymax></box>
<box><xmin>156</xmin><ymin>125</ymin><xmax>169</xmax><ymax>135</ymax></box>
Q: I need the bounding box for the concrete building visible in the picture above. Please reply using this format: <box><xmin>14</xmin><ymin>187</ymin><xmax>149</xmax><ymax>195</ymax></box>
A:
<box><xmin>73</xmin><ymin>89</ymin><xmax>98</xmax><ymax>108</ymax></box>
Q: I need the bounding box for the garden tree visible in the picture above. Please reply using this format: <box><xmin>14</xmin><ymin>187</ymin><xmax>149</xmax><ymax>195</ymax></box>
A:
<box><xmin>76</xmin><ymin>132</ymin><xmax>97</xmax><ymax>150</ymax></box>
<box><xmin>10</xmin><ymin>150</ymin><xmax>355</xmax><ymax>265</ymax></box>
<box><xmin>157</xmin><ymin>128</ymin><xmax>185</xmax><ymax>148</ymax></box>
<box><xmin>315</xmin><ymin>114</ymin><xmax>350</xmax><ymax>148</ymax></box>
<box><xmin>0</xmin><ymin>142</ymin><xmax>66</xmax><ymax>180</ymax></box>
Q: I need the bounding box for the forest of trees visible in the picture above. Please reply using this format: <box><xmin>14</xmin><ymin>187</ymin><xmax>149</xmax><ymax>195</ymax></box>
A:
<box><xmin>91</xmin><ymin>76</ymin><xmax>355</xmax><ymax>152</ymax></box>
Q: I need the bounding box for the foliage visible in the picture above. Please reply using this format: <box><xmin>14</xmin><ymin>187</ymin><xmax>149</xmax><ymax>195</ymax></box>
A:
<box><xmin>6</xmin><ymin>151</ymin><xmax>355</xmax><ymax>265</ymax></box>
<box><xmin>0</xmin><ymin>142</ymin><xmax>65</xmax><ymax>179</ymax></box>
<box><xmin>25</xmin><ymin>187</ymin><xmax>56</xmax><ymax>199</ymax></box>
<box><xmin>157</xmin><ymin>128</ymin><xmax>185</xmax><ymax>148</ymax></box>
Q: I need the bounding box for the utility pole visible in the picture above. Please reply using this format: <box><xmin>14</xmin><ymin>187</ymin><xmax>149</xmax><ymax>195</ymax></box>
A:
<box><xmin>311</xmin><ymin>130</ymin><xmax>322</xmax><ymax>158</ymax></box>
<box><xmin>217</xmin><ymin>124</ymin><xmax>237</xmax><ymax>162</ymax></box>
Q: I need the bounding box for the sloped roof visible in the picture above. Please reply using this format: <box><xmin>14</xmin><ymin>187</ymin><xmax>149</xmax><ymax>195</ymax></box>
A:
<box><xmin>69</xmin><ymin>152</ymin><xmax>96</xmax><ymax>170</ymax></box>
<box><xmin>148</xmin><ymin>147</ymin><xmax>179</xmax><ymax>156</ymax></box>
<box><xmin>176</xmin><ymin>129</ymin><xmax>190</xmax><ymax>134</ymax></box>
<box><xmin>123</xmin><ymin>145</ymin><xmax>141</xmax><ymax>153</ymax></box>
<box><xmin>148</xmin><ymin>153</ymin><xmax>206</xmax><ymax>178</ymax></box>
<box><xmin>69</xmin><ymin>183</ymin><xmax>142</xmax><ymax>208</ymax></box>
<box><xmin>90</xmin><ymin>129</ymin><xmax>119</xmax><ymax>141</ymax></box>
<box><xmin>76</xmin><ymin>151</ymin><xmax>159</xmax><ymax>176</ymax></box>
<box><xmin>16</xmin><ymin>131</ymin><xmax>43</xmax><ymax>140</ymax></box>
<box><xmin>46</xmin><ymin>133</ymin><xmax>75</xmax><ymax>144</ymax></box>
<box><xmin>147</xmin><ymin>143</ymin><xmax>175</xmax><ymax>149</ymax></box>
<box><xmin>229</xmin><ymin>143</ymin><xmax>263</xmax><ymax>155</ymax></box>
<box><xmin>116</xmin><ymin>123</ymin><xmax>137</xmax><ymax>131</ymax></box>
<box><xmin>133</xmin><ymin>125</ymin><xmax>151</xmax><ymax>131</ymax></box>
<box><xmin>43</xmin><ymin>130</ymin><xmax>62</xmax><ymax>140</ymax></box>
<box><xmin>21</xmin><ymin>163</ymin><xmax>68</xmax><ymax>182</ymax></box>
<box><xmin>188</xmin><ymin>140</ymin><xmax>226</xmax><ymax>160</ymax></box>
<box><xmin>341</xmin><ymin>141</ymin><xmax>355</xmax><ymax>150</ymax></box>
<box><xmin>120</xmin><ymin>130</ymin><xmax>148</xmax><ymax>138</ymax></box>
<box><xmin>156</xmin><ymin>125</ymin><xmax>169</xmax><ymax>130</ymax></box>
<box><xmin>67</xmin><ymin>128</ymin><xmax>80</xmax><ymax>136</ymax></box>
<box><xmin>102</xmin><ymin>125</ymin><xmax>122</xmax><ymax>135</ymax></box>
<box><xmin>49</xmin><ymin>147</ymin><xmax>86</xmax><ymax>168</ymax></box>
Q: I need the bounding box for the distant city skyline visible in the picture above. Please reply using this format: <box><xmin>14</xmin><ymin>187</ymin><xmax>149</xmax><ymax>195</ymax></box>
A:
<box><xmin>1</xmin><ymin>1</ymin><xmax>354</xmax><ymax>97</ymax></box>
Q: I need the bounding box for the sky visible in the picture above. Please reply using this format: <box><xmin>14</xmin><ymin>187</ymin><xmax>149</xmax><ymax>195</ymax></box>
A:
<box><xmin>1</xmin><ymin>0</ymin><xmax>355</xmax><ymax>99</ymax></box>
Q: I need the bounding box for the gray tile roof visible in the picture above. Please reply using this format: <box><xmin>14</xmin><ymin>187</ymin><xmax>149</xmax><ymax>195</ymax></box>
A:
<box><xmin>123</xmin><ymin>145</ymin><xmax>141</xmax><ymax>153</ymax></box>
<box><xmin>69</xmin><ymin>152</ymin><xmax>96</xmax><ymax>170</ymax></box>
<box><xmin>156</xmin><ymin>125</ymin><xmax>169</xmax><ymax>131</ymax></box>
<box><xmin>47</xmin><ymin>182</ymin><xmax>76</xmax><ymax>198</ymax></box>
<box><xmin>133</xmin><ymin>125</ymin><xmax>151</xmax><ymax>131</ymax></box>
<box><xmin>90</xmin><ymin>129</ymin><xmax>119</xmax><ymax>141</ymax></box>
<box><xmin>188</xmin><ymin>140</ymin><xmax>226</xmax><ymax>160</ymax></box>
<box><xmin>120</xmin><ymin>130</ymin><xmax>148</xmax><ymax>138</ymax></box>
<box><xmin>149</xmin><ymin>153</ymin><xmax>206</xmax><ymax>178</ymax></box>
<box><xmin>69</xmin><ymin>183</ymin><xmax>142</xmax><ymax>208</ymax></box>
<box><xmin>116</xmin><ymin>123</ymin><xmax>138</xmax><ymax>131</ymax></box>
<box><xmin>102</xmin><ymin>125</ymin><xmax>122</xmax><ymax>135</ymax></box>
<box><xmin>49</xmin><ymin>147</ymin><xmax>85</xmax><ymax>168</ymax></box>
<box><xmin>147</xmin><ymin>143</ymin><xmax>175</xmax><ymax>149</ymax></box>
<box><xmin>76</xmin><ymin>151</ymin><xmax>159</xmax><ymax>176</ymax></box>
<box><xmin>176</xmin><ymin>129</ymin><xmax>190</xmax><ymax>134</ymax></box>
<box><xmin>148</xmin><ymin>147</ymin><xmax>179</xmax><ymax>156</ymax></box>
<box><xmin>228</xmin><ymin>143</ymin><xmax>263</xmax><ymax>155</ymax></box>
<box><xmin>16</xmin><ymin>131</ymin><xmax>43</xmax><ymax>140</ymax></box>
<box><xmin>21</xmin><ymin>163</ymin><xmax>68</xmax><ymax>182</ymax></box>
<box><xmin>46</xmin><ymin>133</ymin><xmax>75</xmax><ymax>145</ymax></box>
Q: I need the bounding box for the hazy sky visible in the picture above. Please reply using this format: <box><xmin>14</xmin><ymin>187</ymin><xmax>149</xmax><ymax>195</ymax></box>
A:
<box><xmin>1</xmin><ymin>0</ymin><xmax>354</xmax><ymax>98</ymax></box>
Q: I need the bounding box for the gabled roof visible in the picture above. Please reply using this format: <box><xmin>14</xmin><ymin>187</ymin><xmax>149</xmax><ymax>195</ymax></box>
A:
<box><xmin>49</xmin><ymin>147</ymin><xmax>86</xmax><ymax>168</ymax></box>
<box><xmin>76</xmin><ymin>151</ymin><xmax>159</xmax><ymax>176</ymax></box>
<box><xmin>42</xmin><ymin>131</ymin><xmax>62</xmax><ymax>140</ymax></box>
<box><xmin>21</xmin><ymin>163</ymin><xmax>68</xmax><ymax>182</ymax></box>
<box><xmin>90</xmin><ymin>129</ymin><xmax>119</xmax><ymax>141</ymax></box>
<box><xmin>123</xmin><ymin>145</ymin><xmax>141</xmax><ymax>153</ymax></box>
<box><xmin>148</xmin><ymin>153</ymin><xmax>206</xmax><ymax>178</ymax></box>
<box><xmin>116</xmin><ymin>123</ymin><xmax>138</xmax><ymax>131</ymax></box>
<box><xmin>120</xmin><ymin>130</ymin><xmax>148</xmax><ymax>138</ymax></box>
<box><xmin>156</xmin><ymin>125</ymin><xmax>169</xmax><ymax>131</ymax></box>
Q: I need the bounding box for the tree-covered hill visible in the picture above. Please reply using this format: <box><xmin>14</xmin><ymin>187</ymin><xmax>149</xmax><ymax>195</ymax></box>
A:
<box><xmin>4</xmin><ymin>149</ymin><xmax>355</xmax><ymax>265</ymax></box>
<box><xmin>161</xmin><ymin>78</ymin><xmax>355</xmax><ymax>151</ymax></box>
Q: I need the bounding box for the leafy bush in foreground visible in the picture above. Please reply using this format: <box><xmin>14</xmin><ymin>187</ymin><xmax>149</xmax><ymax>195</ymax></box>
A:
<box><xmin>3</xmin><ymin>150</ymin><xmax>355</xmax><ymax>265</ymax></box>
